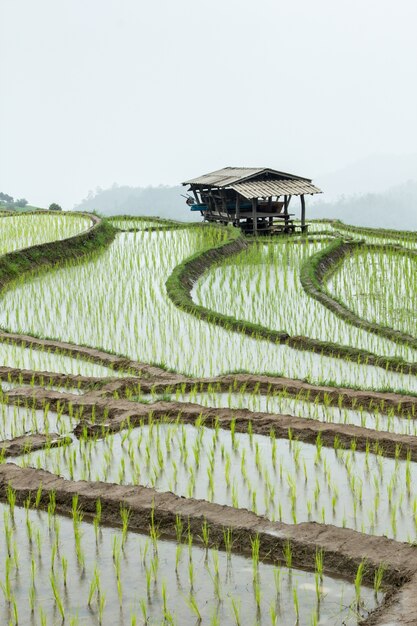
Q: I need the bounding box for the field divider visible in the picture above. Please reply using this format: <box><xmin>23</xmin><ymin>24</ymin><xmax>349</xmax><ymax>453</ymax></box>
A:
<box><xmin>0</xmin><ymin>461</ymin><xmax>416</xmax><ymax>594</ymax></box>
<box><xmin>0</xmin><ymin>433</ymin><xmax>71</xmax><ymax>457</ymax></box>
<box><xmin>115</xmin><ymin>373</ymin><xmax>417</xmax><ymax>413</ymax></box>
<box><xmin>4</xmin><ymin>365</ymin><xmax>417</xmax><ymax>414</ymax></box>
<box><xmin>0</xmin><ymin>212</ymin><xmax>174</xmax><ymax>379</ymax></box>
<box><xmin>331</xmin><ymin>219</ymin><xmax>417</xmax><ymax>242</ymax></box>
<box><xmin>0</xmin><ymin>365</ymin><xmax>118</xmax><ymax>390</ymax></box>
<box><xmin>71</xmin><ymin>398</ymin><xmax>417</xmax><ymax>462</ymax></box>
<box><xmin>166</xmin><ymin>228</ymin><xmax>417</xmax><ymax>376</ymax></box>
<box><xmin>166</xmin><ymin>227</ymin><xmax>290</xmax><ymax>341</ymax></box>
<box><xmin>6</xmin><ymin>382</ymin><xmax>417</xmax><ymax>462</ymax></box>
<box><xmin>301</xmin><ymin>238</ymin><xmax>417</xmax><ymax>350</ymax></box>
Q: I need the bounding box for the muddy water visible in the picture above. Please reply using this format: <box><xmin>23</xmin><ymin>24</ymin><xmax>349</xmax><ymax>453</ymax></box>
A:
<box><xmin>1</xmin><ymin>379</ymin><xmax>86</xmax><ymax>395</ymax></box>
<box><xmin>0</xmin><ymin>502</ymin><xmax>379</xmax><ymax>625</ymax></box>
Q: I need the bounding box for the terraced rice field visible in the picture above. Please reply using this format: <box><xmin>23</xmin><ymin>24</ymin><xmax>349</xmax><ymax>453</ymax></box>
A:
<box><xmin>0</xmin><ymin>210</ymin><xmax>416</xmax><ymax>624</ymax></box>
<box><xmin>109</xmin><ymin>216</ymin><xmax>183</xmax><ymax>230</ymax></box>
<box><xmin>0</xmin><ymin>212</ymin><xmax>91</xmax><ymax>255</ymax></box>
<box><xmin>328</xmin><ymin>246</ymin><xmax>417</xmax><ymax>336</ymax></box>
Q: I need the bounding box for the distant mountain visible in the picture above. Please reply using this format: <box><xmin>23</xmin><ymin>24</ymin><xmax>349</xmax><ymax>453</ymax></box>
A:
<box><xmin>312</xmin><ymin>180</ymin><xmax>417</xmax><ymax>230</ymax></box>
<box><xmin>74</xmin><ymin>184</ymin><xmax>195</xmax><ymax>222</ymax></box>
<box><xmin>315</xmin><ymin>153</ymin><xmax>417</xmax><ymax>199</ymax></box>
<box><xmin>75</xmin><ymin>171</ymin><xmax>417</xmax><ymax>231</ymax></box>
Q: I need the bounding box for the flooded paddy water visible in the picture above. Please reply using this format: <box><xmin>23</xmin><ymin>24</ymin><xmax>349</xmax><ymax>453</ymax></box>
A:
<box><xmin>144</xmin><ymin>389</ymin><xmax>417</xmax><ymax>436</ymax></box>
<box><xmin>0</xmin><ymin>212</ymin><xmax>92</xmax><ymax>256</ymax></box>
<box><xmin>1</xmin><ymin>230</ymin><xmax>417</xmax><ymax>393</ymax></box>
<box><xmin>14</xmin><ymin>420</ymin><xmax>417</xmax><ymax>542</ymax></box>
<box><xmin>0</xmin><ymin>501</ymin><xmax>379</xmax><ymax>625</ymax></box>
<box><xmin>1</xmin><ymin>214</ymin><xmax>416</xmax><ymax>624</ymax></box>
<box><xmin>328</xmin><ymin>246</ymin><xmax>417</xmax><ymax>338</ymax></box>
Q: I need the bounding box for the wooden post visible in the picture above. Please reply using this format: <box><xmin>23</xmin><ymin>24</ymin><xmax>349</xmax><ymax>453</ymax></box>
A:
<box><xmin>208</xmin><ymin>194</ymin><xmax>216</xmax><ymax>222</ymax></box>
<box><xmin>221</xmin><ymin>190</ymin><xmax>228</xmax><ymax>220</ymax></box>
<box><xmin>212</xmin><ymin>193</ymin><xmax>221</xmax><ymax>221</ymax></box>
<box><xmin>235</xmin><ymin>194</ymin><xmax>240</xmax><ymax>228</ymax></box>
<box><xmin>252</xmin><ymin>198</ymin><xmax>257</xmax><ymax>235</ymax></box>
<box><xmin>300</xmin><ymin>194</ymin><xmax>306</xmax><ymax>232</ymax></box>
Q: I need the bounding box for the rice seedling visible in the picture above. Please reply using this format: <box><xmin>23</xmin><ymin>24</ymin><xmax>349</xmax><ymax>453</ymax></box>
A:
<box><xmin>231</xmin><ymin>597</ymin><xmax>241</xmax><ymax>625</ymax></box>
<box><xmin>0</xmin><ymin>212</ymin><xmax>91</xmax><ymax>256</ymax></box>
<box><xmin>2</xmin><ymin>226</ymin><xmax>417</xmax><ymax>392</ymax></box>
<box><xmin>120</xmin><ymin>505</ymin><xmax>131</xmax><ymax>546</ymax></box>
<box><xmin>373</xmin><ymin>563</ymin><xmax>385</xmax><ymax>597</ymax></box>
<box><xmin>0</xmin><ymin>215</ymin><xmax>409</xmax><ymax>624</ymax></box>
<box><xmin>50</xmin><ymin>571</ymin><xmax>65</xmax><ymax>620</ymax></box>
<box><xmin>6</xmin><ymin>485</ymin><xmax>16</xmax><ymax>520</ymax></box>
<box><xmin>193</xmin><ymin>238</ymin><xmax>417</xmax><ymax>372</ymax></box>
<box><xmin>355</xmin><ymin>560</ymin><xmax>366</xmax><ymax>608</ymax></box>
<box><xmin>186</xmin><ymin>593</ymin><xmax>202</xmax><ymax>622</ymax></box>
<box><xmin>283</xmin><ymin>541</ymin><xmax>293</xmax><ymax>568</ymax></box>
<box><xmin>293</xmin><ymin>584</ymin><xmax>300</xmax><ymax>622</ymax></box>
<box><xmin>328</xmin><ymin>245</ymin><xmax>417</xmax><ymax>338</ymax></box>
<box><xmin>17</xmin><ymin>417</ymin><xmax>417</xmax><ymax>542</ymax></box>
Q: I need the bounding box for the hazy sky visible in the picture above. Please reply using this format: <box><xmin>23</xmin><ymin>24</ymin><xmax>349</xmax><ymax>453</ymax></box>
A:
<box><xmin>1</xmin><ymin>0</ymin><xmax>417</xmax><ymax>208</ymax></box>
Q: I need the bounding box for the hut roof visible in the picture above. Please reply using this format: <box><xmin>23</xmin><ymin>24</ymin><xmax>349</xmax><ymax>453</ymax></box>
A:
<box><xmin>182</xmin><ymin>167</ymin><xmax>322</xmax><ymax>198</ymax></box>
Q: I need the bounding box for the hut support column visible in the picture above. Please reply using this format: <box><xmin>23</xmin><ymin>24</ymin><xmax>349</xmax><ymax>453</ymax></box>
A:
<box><xmin>300</xmin><ymin>194</ymin><xmax>306</xmax><ymax>232</ymax></box>
<box><xmin>252</xmin><ymin>198</ymin><xmax>258</xmax><ymax>235</ymax></box>
<box><xmin>236</xmin><ymin>195</ymin><xmax>240</xmax><ymax>228</ymax></box>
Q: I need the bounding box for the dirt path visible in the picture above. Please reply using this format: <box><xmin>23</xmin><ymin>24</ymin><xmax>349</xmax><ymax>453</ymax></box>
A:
<box><xmin>0</xmin><ymin>433</ymin><xmax>70</xmax><ymax>456</ymax></box>
<box><xmin>0</xmin><ymin>463</ymin><xmax>415</xmax><ymax>583</ymax></box>
<box><xmin>4</xmin><ymin>366</ymin><xmax>417</xmax><ymax>413</ymax></box>
<box><xmin>5</xmin><ymin>383</ymin><xmax>417</xmax><ymax>461</ymax></box>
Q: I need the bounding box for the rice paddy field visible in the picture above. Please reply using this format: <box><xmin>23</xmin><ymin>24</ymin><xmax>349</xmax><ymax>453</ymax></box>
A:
<box><xmin>0</xmin><ymin>212</ymin><xmax>92</xmax><ymax>256</ymax></box>
<box><xmin>0</xmin><ymin>210</ymin><xmax>417</xmax><ymax>624</ymax></box>
<box><xmin>328</xmin><ymin>246</ymin><xmax>417</xmax><ymax>336</ymax></box>
<box><xmin>109</xmin><ymin>217</ymin><xmax>183</xmax><ymax>231</ymax></box>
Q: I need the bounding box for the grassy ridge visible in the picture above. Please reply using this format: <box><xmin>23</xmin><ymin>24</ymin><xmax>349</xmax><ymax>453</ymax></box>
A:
<box><xmin>166</xmin><ymin>229</ymin><xmax>417</xmax><ymax>376</ymax></box>
<box><xmin>332</xmin><ymin>220</ymin><xmax>417</xmax><ymax>241</ymax></box>
<box><xmin>166</xmin><ymin>227</ymin><xmax>291</xmax><ymax>341</ymax></box>
<box><xmin>108</xmin><ymin>214</ymin><xmax>201</xmax><ymax>232</ymax></box>
<box><xmin>0</xmin><ymin>215</ymin><xmax>115</xmax><ymax>291</ymax></box>
<box><xmin>301</xmin><ymin>238</ymin><xmax>417</xmax><ymax>350</ymax></box>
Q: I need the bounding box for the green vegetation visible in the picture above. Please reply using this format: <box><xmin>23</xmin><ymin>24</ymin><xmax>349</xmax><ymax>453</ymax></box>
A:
<box><xmin>1</xmin><ymin>211</ymin><xmax>416</xmax><ymax>624</ymax></box>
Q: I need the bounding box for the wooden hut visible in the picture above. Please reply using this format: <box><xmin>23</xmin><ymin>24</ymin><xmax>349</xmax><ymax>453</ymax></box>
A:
<box><xmin>182</xmin><ymin>167</ymin><xmax>322</xmax><ymax>234</ymax></box>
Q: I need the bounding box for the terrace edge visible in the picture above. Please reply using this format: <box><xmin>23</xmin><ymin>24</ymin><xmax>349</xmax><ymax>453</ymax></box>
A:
<box><xmin>301</xmin><ymin>238</ymin><xmax>417</xmax><ymax>349</ymax></box>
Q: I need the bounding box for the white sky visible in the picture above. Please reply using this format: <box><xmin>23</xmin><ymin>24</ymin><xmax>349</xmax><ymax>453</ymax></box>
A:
<box><xmin>1</xmin><ymin>0</ymin><xmax>417</xmax><ymax>208</ymax></box>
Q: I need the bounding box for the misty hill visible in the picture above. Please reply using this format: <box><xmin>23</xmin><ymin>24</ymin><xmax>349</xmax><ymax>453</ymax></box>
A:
<box><xmin>75</xmin><ymin>179</ymin><xmax>417</xmax><ymax>231</ymax></box>
<box><xmin>315</xmin><ymin>153</ymin><xmax>417</xmax><ymax>199</ymax></box>
<box><xmin>75</xmin><ymin>185</ymin><xmax>194</xmax><ymax>222</ymax></box>
<box><xmin>312</xmin><ymin>180</ymin><xmax>417</xmax><ymax>230</ymax></box>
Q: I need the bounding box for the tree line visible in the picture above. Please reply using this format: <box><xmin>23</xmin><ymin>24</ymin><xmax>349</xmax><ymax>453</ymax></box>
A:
<box><xmin>0</xmin><ymin>192</ymin><xmax>28</xmax><ymax>208</ymax></box>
